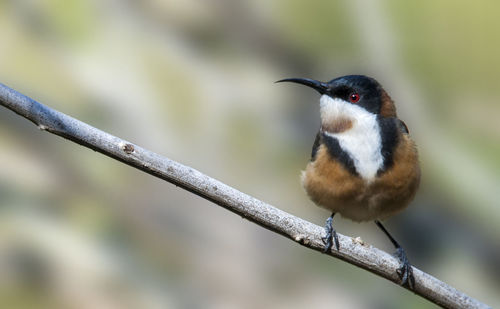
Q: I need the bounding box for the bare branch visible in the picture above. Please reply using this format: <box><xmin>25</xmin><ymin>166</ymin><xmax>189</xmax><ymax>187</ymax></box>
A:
<box><xmin>0</xmin><ymin>82</ymin><xmax>490</xmax><ymax>309</ymax></box>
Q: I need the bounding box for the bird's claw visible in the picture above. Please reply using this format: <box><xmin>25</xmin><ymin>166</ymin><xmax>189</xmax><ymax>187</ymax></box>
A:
<box><xmin>395</xmin><ymin>247</ymin><xmax>415</xmax><ymax>289</ymax></box>
<box><xmin>322</xmin><ymin>216</ymin><xmax>339</xmax><ymax>252</ymax></box>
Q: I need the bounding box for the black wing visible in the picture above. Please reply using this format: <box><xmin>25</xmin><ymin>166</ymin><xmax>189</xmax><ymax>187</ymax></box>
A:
<box><xmin>377</xmin><ymin>117</ymin><xmax>401</xmax><ymax>174</ymax></box>
<box><xmin>395</xmin><ymin>118</ymin><xmax>409</xmax><ymax>134</ymax></box>
<box><xmin>311</xmin><ymin>131</ymin><xmax>321</xmax><ymax>161</ymax></box>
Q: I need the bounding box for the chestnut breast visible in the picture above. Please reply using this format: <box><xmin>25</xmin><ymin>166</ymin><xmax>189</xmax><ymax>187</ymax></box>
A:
<box><xmin>301</xmin><ymin>130</ymin><xmax>420</xmax><ymax>222</ymax></box>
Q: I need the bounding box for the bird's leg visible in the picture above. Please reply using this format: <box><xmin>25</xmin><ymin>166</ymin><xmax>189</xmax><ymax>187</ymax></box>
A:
<box><xmin>375</xmin><ymin>220</ymin><xmax>415</xmax><ymax>289</ymax></box>
<box><xmin>322</xmin><ymin>213</ymin><xmax>339</xmax><ymax>252</ymax></box>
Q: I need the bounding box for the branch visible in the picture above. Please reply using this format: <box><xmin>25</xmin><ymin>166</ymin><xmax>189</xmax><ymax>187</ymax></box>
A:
<box><xmin>0</xmin><ymin>82</ymin><xmax>490</xmax><ymax>309</ymax></box>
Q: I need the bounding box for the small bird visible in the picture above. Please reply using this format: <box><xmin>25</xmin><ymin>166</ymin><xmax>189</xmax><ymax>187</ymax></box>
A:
<box><xmin>277</xmin><ymin>75</ymin><xmax>420</xmax><ymax>288</ymax></box>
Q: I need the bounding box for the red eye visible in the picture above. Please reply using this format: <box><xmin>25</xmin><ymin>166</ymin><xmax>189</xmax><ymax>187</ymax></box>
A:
<box><xmin>349</xmin><ymin>93</ymin><xmax>360</xmax><ymax>103</ymax></box>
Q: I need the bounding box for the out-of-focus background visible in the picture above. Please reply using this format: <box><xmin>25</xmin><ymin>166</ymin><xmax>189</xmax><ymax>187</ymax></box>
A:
<box><xmin>0</xmin><ymin>0</ymin><xmax>499</xmax><ymax>308</ymax></box>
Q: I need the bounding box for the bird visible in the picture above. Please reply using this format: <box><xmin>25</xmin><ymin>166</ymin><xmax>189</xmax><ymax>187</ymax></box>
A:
<box><xmin>276</xmin><ymin>75</ymin><xmax>420</xmax><ymax>289</ymax></box>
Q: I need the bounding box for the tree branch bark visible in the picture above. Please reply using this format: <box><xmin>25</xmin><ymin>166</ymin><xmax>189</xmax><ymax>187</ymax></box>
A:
<box><xmin>0</xmin><ymin>82</ymin><xmax>490</xmax><ymax>309</ymax></box>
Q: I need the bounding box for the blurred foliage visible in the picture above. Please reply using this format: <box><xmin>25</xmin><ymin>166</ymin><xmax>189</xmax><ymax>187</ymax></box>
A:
<box><xmin>0</xmin><ymin>0</ymin><xmax>499</xmax><ymax>308</ymax></box>
<box><xmin>389</xmin><ymin>0</ymin><xmax>500</xmax><ymax>93</ymax></box>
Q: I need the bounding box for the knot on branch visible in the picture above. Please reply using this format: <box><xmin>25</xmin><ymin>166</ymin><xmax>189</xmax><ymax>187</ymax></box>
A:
<box><xmin>120</xmin><ymin>142</ymin><xmax>135</xmax><ymax>154</ymax></box>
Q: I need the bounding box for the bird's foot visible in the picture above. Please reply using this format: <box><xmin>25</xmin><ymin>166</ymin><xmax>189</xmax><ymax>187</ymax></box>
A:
<box><xmin>321</xmin><ymin>215</ymin><xmax>339</xmax><ymax>252</ymax></box>
<box><xmin>395</xmin><ymin>247</ymin><xmax>415</xmax><ymax>289</ymax></box>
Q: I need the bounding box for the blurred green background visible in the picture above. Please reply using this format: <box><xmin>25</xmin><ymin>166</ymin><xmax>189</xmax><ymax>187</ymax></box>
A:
<box><xmin>0</xmin><ymin>0</ymin><xmax>499</xmax><ymax>308</ymax></box>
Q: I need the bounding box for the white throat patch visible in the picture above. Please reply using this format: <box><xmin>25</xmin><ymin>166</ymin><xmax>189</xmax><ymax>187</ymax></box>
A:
<box><xmin>320</xmin><ymin>95</ymin><xmax>383</xmax><ymax>180</ymax></box>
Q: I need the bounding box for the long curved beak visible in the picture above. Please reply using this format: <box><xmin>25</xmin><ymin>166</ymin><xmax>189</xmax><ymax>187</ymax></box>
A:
<box><xmin>275</xmin><ymin>78</ymin><xmax>328</xmax><ymax>94</ymax></box>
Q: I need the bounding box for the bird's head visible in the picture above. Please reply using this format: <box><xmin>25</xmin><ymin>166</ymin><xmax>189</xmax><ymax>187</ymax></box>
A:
<box><xmin>276</xmin><ymin>75</ymin><xmax>396</xmax><ymax>118</ymax></box>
